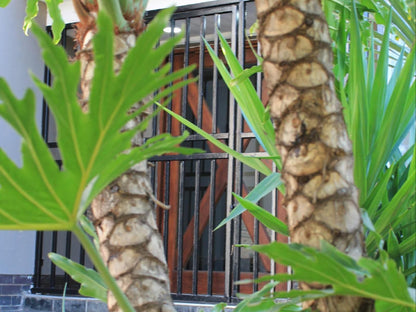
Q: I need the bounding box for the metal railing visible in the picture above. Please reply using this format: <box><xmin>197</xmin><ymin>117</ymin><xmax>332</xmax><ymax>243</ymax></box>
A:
<box><xmin>33</xmin><ymin>0</ymin><xmax>286</xmax><ymax>303</ymax></box>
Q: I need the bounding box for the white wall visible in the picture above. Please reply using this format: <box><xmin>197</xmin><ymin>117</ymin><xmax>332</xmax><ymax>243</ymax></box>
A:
<box><xmin>48</xmin><ymin>0</ymin><xmax>218</xmax><ymax>24</ymax></box>
<box><xmin>0</xmin><ymin>1</ymin><xmax>46</xmax><ymax>275</ymax></box>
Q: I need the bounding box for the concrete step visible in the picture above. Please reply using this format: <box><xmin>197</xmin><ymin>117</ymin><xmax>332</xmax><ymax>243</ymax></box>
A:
<box><xmin>21</xmin><ymin>294</ymin><xmax>235</xmax><ymax>312</ymax></box>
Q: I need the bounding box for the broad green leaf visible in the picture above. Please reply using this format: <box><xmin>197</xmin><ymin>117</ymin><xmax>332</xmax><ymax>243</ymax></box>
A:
<box><xmin>0</xmin><ymin>80</ymin><xmax>70</xmax><ymax>229</ymax></box>
<box><xmin>23</xmin><ymin>0</ymin><xmax>39</xmax><ymax>36</ymax></box>
<box><xmin>0</xmin><ymin>9</ymin><xmax>197</xmax><ymax>230</ymax></box>
<box><xmin>214</xmin><ymin>172</ymin><xmax>283</xmax><ymax>231</ymax></box>
<box><xmin>233</xmin><ymin>193</ymin><xmax>288</xmax><ymax>236</ymax></box>
<box><xmin>0</xmin><ymin>0</ymin><xmax>11</xmax><ymax>7</ymax></box>
<box><xmin>248</xmin><ymin>242</ymin><xmax>416</xmax><ymax>310</ymax></box>
<box><xmin>49</xmin><ymin>252</ymin><xmax>107</xmax><ymax>302</ymax></box>
<box><xmin>45</xmin><ymin>0</ymin><xmax>65</xmax><ymax>44</ymax></box>
<box><xmin>22</xmin><ymin>0</ymin><xmax>65</xmax><ymax>44</ymax></box>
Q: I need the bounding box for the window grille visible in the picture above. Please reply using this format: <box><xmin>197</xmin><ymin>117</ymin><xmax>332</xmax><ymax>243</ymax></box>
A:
<box><xmin>33</xmin><ymin>0</ymin><xmax>288</xmax><ymax>303</ymax></box>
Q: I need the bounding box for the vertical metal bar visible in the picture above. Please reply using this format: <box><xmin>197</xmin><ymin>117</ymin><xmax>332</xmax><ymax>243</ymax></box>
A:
<box><xmin>212</xmin><ymin>14</ymin><xmax>220</xmax><ymax>134</ymax></box>
<box><xmin>224</xmin><ymin>5</ymin><xmax>238</xmax><ymax>301</ymax></box>
<box><xmin>197</xmin><ymin>16</ymin><xmax>206</xmax><ymax>129</ymax></box>
<box><xmin>231</xmin><ymin>0</ymin><xmax>246</xmax><ymax>298</ymax></box>
<box><xmin>61</xmin><ymin>25</ymin><xmax>67</xmax><ymax>51</ymax></box>
<box><xmin>50</xmin><ymin>231</ymin><xmax>58</xmax><ymax>288</ymax></box>
<box><xmin>181</xmin><ymin>18</ymin><xmax>191</xmax><ymax>134</ymax></box>
<box><xmin>33</xmin><ymin>232</ymin><xmax>44</xmax><ymax>288</ymax></box>
<box><xmin>257</xmin><ymin>34</ymin><xmax>262</xmax><ymax>100</ymax></box>
<box><xmin>42</xmin><ymin>28</ymin><xmax>52</xmax><ymax>142</ymax></box>
<box><xmin>190</xmin><ymin>15</ymin><xmax>207</xmax><ymax>295</ymax></box>
<box><xmin>41</xmin><ymin>68</ymin><xmax>51</xmax><ymax>141</ymax></box>
<box><xmin>177</xmin><ymin>17</ymin><xmax>189</xmax><ymax>296</ymax></box>
<box><xmin>255</xmin><ymin>6</ymin><xmax>263</xmax><ymax>293</ymax></box>
<box><xmin>163</xmin><ymin>162</ymin><xmax>170</xmax><ymax>253</ymax></box>
<box><xmin>207</xmin><ymin>160</ymin><xmax>216</xmax><ymax>295</ymax></box>
<box><xmin>36</xmin><ymin>27</ymin><xmax>51</xmax><ymax>293</ymax></box>
<box><xmin>176</xmin><ymin>160</ymin><xmax>185</xmax><ymax>294</ymax></box>
<box><xmin>79</xmin><ymin>244</ymin><xmax>86</xmax><ymax>266</ymax></box>
<box><xmin>166</xmin><ymin>18</ymin><xmax>176</xmax><ymax>135</ymax></box>
<box><xmin>271</xmin><ymin>161</ymin><xmax>277</xmax><ymax>277</ymax></box>
<box><xmin>192</xmin><ymin>159</ymin><xmax>201</xmax><ymax>295</ymax></box>
<box><xmin>161</xmin><ymin>18</ymin><xmax>176</xmax><ymax>255</ymax></box>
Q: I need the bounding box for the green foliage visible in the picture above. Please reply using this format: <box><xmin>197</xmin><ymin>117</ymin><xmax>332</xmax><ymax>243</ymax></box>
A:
<box><xmin>335</xmin><ymin>3</ymin><xmax>416</xmax><ymax>273</ymax></box>
<box><xmin>233</xmin><ymin>193</ymin><xmax>288</xmax><ymax>236</ymax></box>
<box><xmin>156</xmin><ymin>102</ymin><xmax>272</xmax><ymax>176</ymax></box>
<box><xmin>245</xmin><ymin>242</ymin><xmax>415</xmax><ymax>311</ymax></box>
<box><xmin>207</xmin><ymin>0</ymin><xmax>415</xmax><ymax>310</ymax></box>
<box><xmin>2</xmin><ymin>0</ymin><xmax>151</xmax><ymax>44</ymax></box>
<box><xmin>234</xmin><ymin>281</ymin><xmax>329</xmax><ymax>312</ymax></box>
<box><xmin>324</xmin><ymin>0</ymin><xmax>415</xmax><ymax>54</ymax></box>
<box><xmin>214</xmin><ymin>173</ymin><xmax>283</xmax><ymax>231</ymax></box>
<box><xmin>0</xmin><ymin>7</ymin><xmax>199</xmax><ymax>311</ymax></box>
<box><xmin>49</xmin><ymin>252</ymin><xmax>107</xmax><ymax>302</ymax></box>
<box><xmin>23</xmin><ymin>0</ymin><xmax>65</xmax><ymax>44</ymax></box>
<box><xmin>0</xmin><ymin>8</ymin><xmax>197</xmax><ymax>231</ymax></box>
<box><xmin>204</xmin><ymin>31</ymin><xmax>280</xmax><ymax>169</ymax></box>
<box><xmin>97</xmin><ymin>0</ymin><xmax>130</xmax><ymax>31</ymax></box>
<box><xmin>212</xmin><ymin>303</ymin><xmax>228</xmax><ymax>312</ymax></box>
<box><xmin>0</xmin><ymin>0</ymin><xmax>11</xmax><ymax>7</ymax></box>
<box><xmin>160</xmin><ymin>29</ymin><xmax>287</xmax><ymax>232</ymax></box>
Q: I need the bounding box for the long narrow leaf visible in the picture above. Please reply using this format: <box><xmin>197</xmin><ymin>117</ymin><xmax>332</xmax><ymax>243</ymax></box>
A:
<box><xmin>215</xmin><ymin>173</ymin><xmax>284</xmax><ymax>231</ymax></box>
<box><xmin>233</xmin><ymin>193</ymin><xmax>288</xmax><ymax>236</ymax></box>
<box><xmin>49</xmin><ymin>253</ymin><xmax>107</xmax><ymax>302</ymax></box>
<box><xmin>204</xmin><ymin>33</ymin><xmax>280</xmax><ymax>169</ymax></box>
<box><xmin>348</xmin><ymin>2</ymin><xmax>369</xmax><ymax>198</ymax></box>
<box><xmin>368</xmin><ymin>45</ymin><xmax>415</xmax><ymax>187</ymax></box>
<box><xmin>156</xmin><ymin>102</ymin><xmax>272</xmax><ymax>176</ymax></box>
<box><xmin>367</xmin><ymin>170</ymin><xmax>416</xmax><ymax>253</ymax></box>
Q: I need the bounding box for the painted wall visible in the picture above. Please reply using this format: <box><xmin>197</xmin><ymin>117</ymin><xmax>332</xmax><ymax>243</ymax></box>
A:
<box><xmin>48</xmin><ymin>0</ymin><xmax>218</xmax><ymax>24</ymax></box>
<box><xmin>0</xmin><ymin>1</ymin><xmax>46</xmax><ymax>275</ymax></box>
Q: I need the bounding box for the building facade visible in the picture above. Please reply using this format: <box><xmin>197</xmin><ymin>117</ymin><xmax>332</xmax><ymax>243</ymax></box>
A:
<box><xmin>0</xmin><ymin>1</ymin><xmax>286</xmax><ymax>311</ymax></box>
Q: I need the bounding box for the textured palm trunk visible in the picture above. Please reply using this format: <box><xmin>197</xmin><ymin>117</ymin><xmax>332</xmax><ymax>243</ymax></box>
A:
<box><xmin>76</xmin><ymin>18</ymin><xmax>176</xmax><ymax>312</ymax></box>
<box><xmin>254</xmin><ymin>0</ymin><xmax>372</xmax><ymax>311</ymax></box>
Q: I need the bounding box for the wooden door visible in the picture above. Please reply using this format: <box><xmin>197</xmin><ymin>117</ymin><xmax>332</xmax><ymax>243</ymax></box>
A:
<box><xmin>152</xmin><ymin>43</ymin><xmax>288</xmax><ymax>298</ymax></box>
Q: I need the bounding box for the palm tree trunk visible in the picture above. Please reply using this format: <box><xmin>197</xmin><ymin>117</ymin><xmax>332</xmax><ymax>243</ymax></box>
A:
<box><xmin>76</xmin><ymin>16</ymin><xmax>176</xmax><ymax>312</ymax></box>
<box><xmin>254</xmin><ymin>0</ymin><xmax>372</xmax><ymax>311</ymax></box>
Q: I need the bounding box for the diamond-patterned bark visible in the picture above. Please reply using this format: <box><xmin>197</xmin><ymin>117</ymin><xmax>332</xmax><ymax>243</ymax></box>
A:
<box><xmin>78</xmin><ymin>27</ymin><xmax>175</xmax><ymax>312</ymax></box>
<box><xmin>255</xmin><ymin>0</ymin><xmax>373</xmax><ymax>310</ymax></box>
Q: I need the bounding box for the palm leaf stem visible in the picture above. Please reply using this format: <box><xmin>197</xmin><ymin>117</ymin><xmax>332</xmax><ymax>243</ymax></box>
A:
<box><xmin>97</xmin><ymin>0</ymin><xmax>130</xmax><ymax>31</ymax></box>
<box><xmin>73</xmin><ymin>224</ymin><xmax>135</xmax><ymax>312</ymax></box>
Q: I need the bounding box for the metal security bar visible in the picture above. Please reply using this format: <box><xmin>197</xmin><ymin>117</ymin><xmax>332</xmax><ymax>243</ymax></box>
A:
<box><xmin>33</xmin><ymin>0</ymin><xmax>286</xmax><ymax>303</ymax></box>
